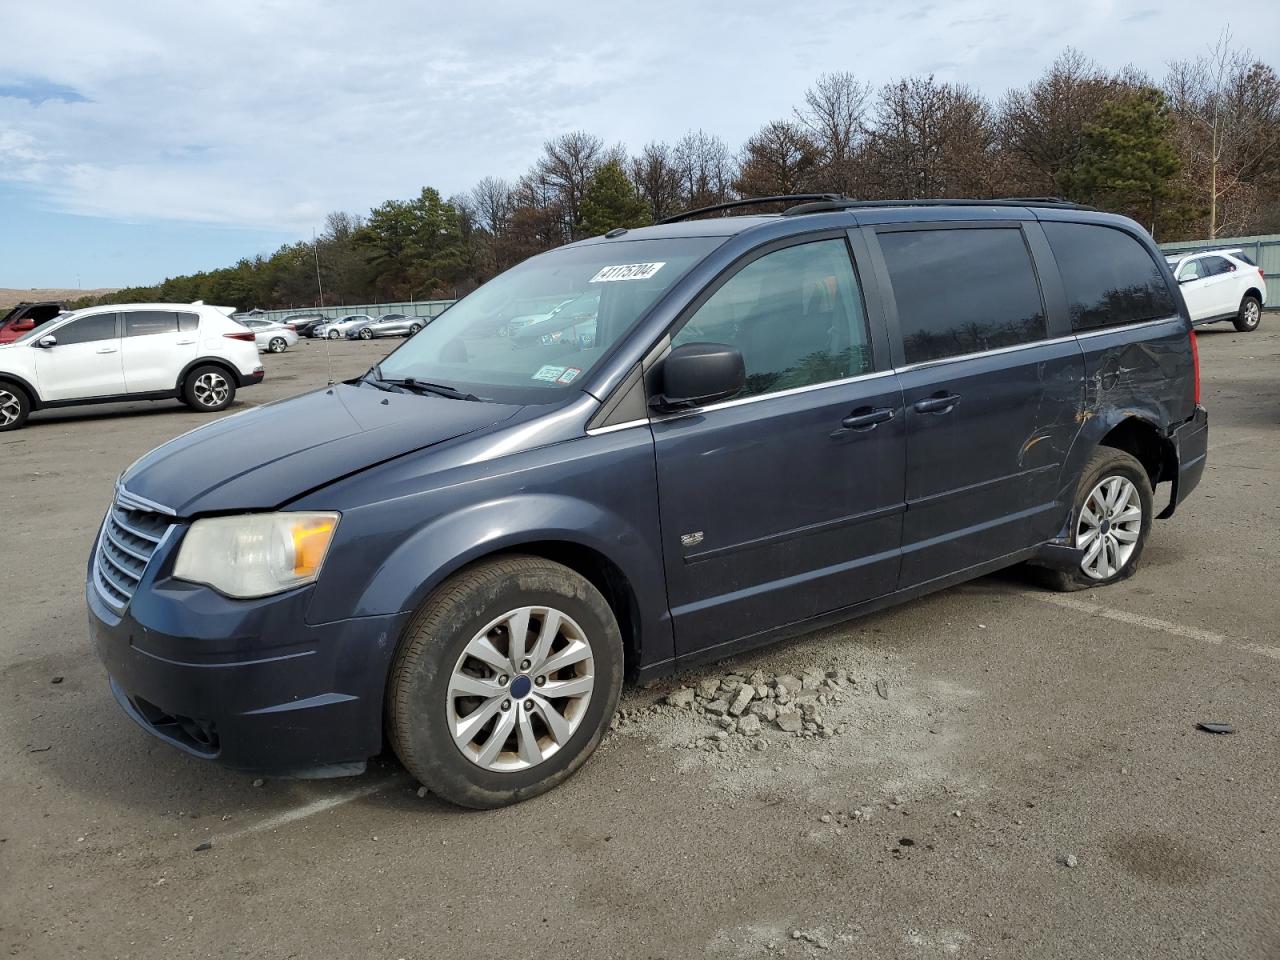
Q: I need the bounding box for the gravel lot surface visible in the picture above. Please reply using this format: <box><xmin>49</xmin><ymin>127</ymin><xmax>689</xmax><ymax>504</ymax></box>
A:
<box><xmin>2</xmin><ymin>327</ymin><xmax>1277</xmax><ymax>959</ymax></box>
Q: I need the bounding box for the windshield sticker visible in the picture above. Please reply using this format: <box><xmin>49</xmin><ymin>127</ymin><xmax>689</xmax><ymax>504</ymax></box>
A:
<box><xmin>557</xmin><ymin>367</ymin><xmax>582</xmax><ymax>384</ymax></box>
<box><xmin>589</xmin><ymin>261</ymin><xmax>665</xmax><ymax>283</ymax></box>
<box><xmin>532</xmin><ymin>364</ymin><xmax>567</xmax><ymax>382</ymax></box>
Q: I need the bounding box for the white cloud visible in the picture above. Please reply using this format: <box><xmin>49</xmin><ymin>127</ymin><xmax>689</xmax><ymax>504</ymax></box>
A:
<box><xmin>0</xmin><ymin>0</ymin><xmax>1276</xmax><ymax>235</ymax></box>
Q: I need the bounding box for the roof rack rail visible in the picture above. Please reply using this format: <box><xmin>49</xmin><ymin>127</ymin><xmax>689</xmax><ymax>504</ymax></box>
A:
<box><xmin>782</xmin><ymin>196</ymin><xmax>1094</xmax><ymax>216</ymax></box>
<box><xmin>659</xmin><ymin>194</ymin><xmax>847</xmax><ymax>224</ymax></box>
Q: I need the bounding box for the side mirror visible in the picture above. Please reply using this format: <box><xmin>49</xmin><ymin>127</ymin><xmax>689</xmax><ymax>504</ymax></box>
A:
<box><xmin>35</xmin><ymin>335</ymin><xmax>57</xmax><ymax>348</ymax></box>
<box><xmin>651</xmin><ymin>342</ymin><xmax>746</xmax><ymax>411</ymax></box>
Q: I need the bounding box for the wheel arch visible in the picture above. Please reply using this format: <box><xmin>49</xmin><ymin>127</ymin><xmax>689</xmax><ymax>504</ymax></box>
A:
<box><xmin>1242</xmin><ymin>286</ymin><xmax>1264</xmax><ymax>305</ymax></box>
<box><xmin>176</xmin><ymin>356</ymin><xmax>243</xmax><ymax>391</ymax></box>
<box><xmin>1097</xmin><ymin>415</ymin><xmax>1177</xmax><ymax>490</ymax></box>
<box><xmin>331</xmin><ymin>495</ymin><xmax>669</xmax><ymax>684</ymax></box>
<box><xmin>0</xmin><ymin>373</ymin><xmax>41</xmax><ymax>410</ymax></box>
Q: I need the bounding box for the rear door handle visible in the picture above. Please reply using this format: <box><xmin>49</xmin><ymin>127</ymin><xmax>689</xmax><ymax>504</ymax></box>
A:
<box><xmin>176</xmin><ymin>339</ymin><xmax>196</xmax><ymax>345</ymax></box>
<box><xmin>95</xmin><ymin>347</ymin><xmax>118</xmax><ymax>354</ymax></box>
<box><xmin>914</xmin><ymin>393</ymin><xmax>961</xmax><ymax>414</ymax></box>
<box><xmin>840</xmin><ymin>407</ymin><xmax>895</xmax><ymax>430</ymax></box>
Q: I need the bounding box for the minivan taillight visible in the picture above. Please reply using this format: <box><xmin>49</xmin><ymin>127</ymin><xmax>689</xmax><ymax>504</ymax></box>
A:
<box><xmin>1190</xmin><ymin>328</ymin><xmax>1201</xmax><ymax>406</ymax></box>
<box><xmin>223</xmin><ymin>331</ymin><xmax>256</xmax><ymax>342</ymax></box>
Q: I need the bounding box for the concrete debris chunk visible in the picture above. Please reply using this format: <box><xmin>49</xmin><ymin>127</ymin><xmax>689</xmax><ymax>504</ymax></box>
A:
<box><xmin>729</xmin><ymin>684</ymin><xmax>755</xmax><ymax>717</ymax></box>
<box><xmin>665</xmin><ymin>687</ymin><xmax>696</xmax><ymax>709</ymax></box>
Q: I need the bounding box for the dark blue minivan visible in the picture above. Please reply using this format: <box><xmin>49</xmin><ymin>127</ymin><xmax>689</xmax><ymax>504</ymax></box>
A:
<box><xmin>89</xmin><ymin>197</ymin><xmax>1208</xmax><ymax>807</ymax></box>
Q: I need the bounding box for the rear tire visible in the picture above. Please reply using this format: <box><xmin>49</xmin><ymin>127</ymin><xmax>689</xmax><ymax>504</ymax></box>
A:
<box><xmin>268</xmin><ymin>337</ymin><xmax>287</xmax><ymax>353</ymax></box>
<box><xmin>0</xmin><ymin>381</ymin><xmax>31</xmax><ymax>431</ymax></box>
<box><xmin>1234</xmin><ymin>295</ymin><xmax>1262</xmax><ymax>332</ymax></box>
<box><xmin>388</xmin><ymin>555</ymin><xmax>623</xmax><ymax>809</ymax></box>
<box><xmin>328</xmin><ymin>329</ymin><xmax>341</xmax><ymax>339</ymax></box>
<box><xmin>182</xmin><ymin>364</ymin><xmax>236</xmax><ymax>412</ymax></box>
<box><xmin>1037</xmin><ymin>447</ymin><xmax>1153</xmax><ymax>592</ymax></box>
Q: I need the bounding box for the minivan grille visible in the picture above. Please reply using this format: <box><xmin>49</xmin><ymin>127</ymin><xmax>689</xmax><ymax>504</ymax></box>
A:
<box><xmin>93</xmin><ymin>499</ymin><xmax>173</xmax><ymax>611</ymax></box>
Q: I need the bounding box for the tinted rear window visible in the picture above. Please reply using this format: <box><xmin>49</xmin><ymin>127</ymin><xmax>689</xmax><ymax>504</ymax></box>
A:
<box><xmin>1042</xmin><ymin>222</ymin><xmax>1177</xmax><ymax>331</ymax></box>
<box><xmin>124</xmin><ymin>311</ymin><xmax>179</xmax><ymax>336</ymax></box>
<box><xmin>879</xmin><ymin>227</ymin><xmax>1047</xmax><ymax>365</ymax></box>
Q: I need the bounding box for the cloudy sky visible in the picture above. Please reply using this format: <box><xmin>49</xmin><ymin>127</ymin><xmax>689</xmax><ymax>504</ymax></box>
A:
<box><xmin>2</xmin><ymin>1</ymin><xmax>1277</xmax><ymax>288</ymax></box>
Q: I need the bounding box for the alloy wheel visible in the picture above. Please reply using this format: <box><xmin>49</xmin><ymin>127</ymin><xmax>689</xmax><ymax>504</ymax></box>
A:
<box><xmin>1243</xmin><ymin>300</ymin><xmax>1260</xmax><ymax>328</ymax></box>
<box><xmin>192</xmin><ymin>372</ymin><xmax>230</xmax><ymax>408</ymax></box>
<box><xmin>447</xmin><ymin>606</ymin><xmax>595</xmax><ymax>772</ymax></box>
<box><xmin>0</xmin><ymin>389</ymin><xmax>20</xmax><ymax>426</ymax></box>
<box><xmin>269</xmin><ymin>337</ymin><xmax>286</xmax><ymax>352</ymax></box>
<box><xmin>1076</xmin><ymin>475</ymin><xmax>1142</xmax><ymax>580</ymax></box>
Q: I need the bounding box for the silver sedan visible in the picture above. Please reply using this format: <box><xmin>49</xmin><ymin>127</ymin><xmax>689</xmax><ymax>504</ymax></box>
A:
<box><xmin>347</xmin><ymin>314</ymin><xmax>428</xmax><ymax>340</ymax></box>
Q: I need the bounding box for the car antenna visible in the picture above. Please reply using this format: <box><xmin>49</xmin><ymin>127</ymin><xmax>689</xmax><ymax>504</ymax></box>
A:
<box><xmin>320</xmin><ymin>319</ymin><xmax>336</xmax><ymax>385</ymax></box>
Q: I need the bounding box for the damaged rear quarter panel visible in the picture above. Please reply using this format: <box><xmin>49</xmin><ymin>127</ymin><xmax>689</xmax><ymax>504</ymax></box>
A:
<box><xmin>1059</xmin><ymin>317</ymin><xmax>1195</xmax><ymax>503</ymax></box>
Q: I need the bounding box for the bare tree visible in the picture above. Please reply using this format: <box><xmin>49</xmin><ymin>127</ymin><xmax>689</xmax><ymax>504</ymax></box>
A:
<box><xmin>630</xmin><ymin>141</ymin><xmax>683</xmax><ymax>222</ymax></box>
<box><xmin>469</xmin><ymin>176</ymin><xmax>514</xmax><ymax>236</ymax></box>
<box><xmin>536</xmin><ymin>131</ymin><xmax>606</xmax><ymax>241</ymax></box>
<box><xmin>997</xmin><ymin>48</ymin><xmax>1116</xmax><ymax>197</ymax></box>
<box><xmin>673</xmin><ymin>129</ymin><xmax>738</xmax><ymax>210</ymax></box>
<box><xmin>734</xmin><ymin>120</ymin><xmax>820</xmax><ymax>197</ymax></box>
<box><xmin>1165</xmin><ymin>30</ymin><xmax>1280</xmax><ymax>237</ymax></box>
<box><xmin>794</xmin><ymin>71</ymin><xmax>872</xmax><ymax>195</ymax></box>
<box><xmin>865</xmin><ymin>76</ymin><xmax>997</xmax><ymax>198</ymax></box>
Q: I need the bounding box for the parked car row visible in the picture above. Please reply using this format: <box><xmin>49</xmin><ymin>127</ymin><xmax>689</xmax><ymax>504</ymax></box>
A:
<box><xmin>303</xmin><ymin>313</ymin><xmax>430</xmax><ymax>339</ymax></box>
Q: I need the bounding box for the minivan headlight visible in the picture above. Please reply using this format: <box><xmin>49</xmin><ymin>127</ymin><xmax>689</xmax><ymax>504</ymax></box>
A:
<box><xmin>174</xmin><ymin>512</ymin><xmax>340</xmax><ymax>598</ymax></box>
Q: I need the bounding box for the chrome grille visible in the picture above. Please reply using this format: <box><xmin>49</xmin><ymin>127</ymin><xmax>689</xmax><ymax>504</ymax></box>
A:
<box><xmin>93</xmin><ymin>496</ymin><xmax>174</xmax><ymax>611</ymax></box>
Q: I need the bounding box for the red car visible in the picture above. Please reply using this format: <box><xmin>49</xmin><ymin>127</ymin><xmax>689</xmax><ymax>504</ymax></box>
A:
<box><xmin>0</xmin><ymin>301</ymin><xmax>65</xmax><ymax>344</ymax></box>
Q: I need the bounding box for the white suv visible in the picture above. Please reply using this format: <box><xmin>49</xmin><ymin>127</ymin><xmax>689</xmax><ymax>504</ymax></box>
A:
<box><xmin>0</xmin><ymin>302</ymin><xmax>264</xmax><ymax>431</ymax></box>
<box><xmin>1167</xmin><ymin>249</ymin><xmax>1267</xmax><ymax>332</ymax></box>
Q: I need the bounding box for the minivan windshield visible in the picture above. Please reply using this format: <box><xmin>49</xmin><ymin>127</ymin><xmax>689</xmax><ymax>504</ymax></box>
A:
<box><xmin>374</xmin><ymin>237</ymin><xmax>722</xmax><ymax>403</ymax></box>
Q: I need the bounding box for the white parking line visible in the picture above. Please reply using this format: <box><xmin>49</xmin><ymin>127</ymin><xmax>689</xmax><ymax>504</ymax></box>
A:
<box><xmin>1037</xmin><ymin>594</ymin><xmax>1226</xmax><ymax>644</ymax></box>
<box><xmin>218</xmin><ymin>777</ymin><xmax>405</xmax><ymax>843</ymax></box>
<box><xmin>1038</xmin><ymin>594</ymin><xmax>1280</xmax><ymax>661</ymax></box>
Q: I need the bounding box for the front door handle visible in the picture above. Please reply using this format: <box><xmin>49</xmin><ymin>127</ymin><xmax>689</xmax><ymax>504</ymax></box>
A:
<box><xmin>914</xmin><ymin>392</ymin><xmax>961</xmax><ymax>414</ymax></box>
<box><xmin>841</xmin><ymin>407</ymin><xmax>895</xmax><ymax>430</ymax></box>
<box><xmin>95</xmin><ymin>347</ymin><xmax>118</xmax><ymax>354</ymax></box>
<box><xmin>176</xmin><ymin>339</ymin><xmax>196</xmax><ymax>345</ymax></box>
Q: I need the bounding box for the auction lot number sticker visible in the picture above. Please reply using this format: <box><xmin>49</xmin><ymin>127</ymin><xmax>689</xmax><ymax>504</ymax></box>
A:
<box><xmin>589</xmin><ymin>262</ymin><xmax>665</xmax><ymax>283</ymax></box>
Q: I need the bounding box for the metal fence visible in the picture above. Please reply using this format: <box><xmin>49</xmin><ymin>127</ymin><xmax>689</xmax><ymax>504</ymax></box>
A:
<box><xmin>1159</xmin><ymin>234</ymin><xmax>1280</xmax><ymax>305</ymax></box>
<box><xmin>254</xmin><ymin>298</ymin><xmax>456</xmax><ymax>326</ymax></box>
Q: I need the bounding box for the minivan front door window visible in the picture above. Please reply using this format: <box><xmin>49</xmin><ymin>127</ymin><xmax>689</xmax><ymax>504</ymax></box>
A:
<box><xmin>670</xmin><ymin>237</ymin><xmax>873</xmax><ymax>399</ymax></box>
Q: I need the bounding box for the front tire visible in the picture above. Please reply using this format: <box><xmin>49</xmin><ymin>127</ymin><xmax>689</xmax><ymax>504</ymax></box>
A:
<box><xmin>359</xmin><ymin>328</ymin><xmax>373</xmax><ymax>340</ymax></box>
<box><xmin>408</xmin><ymin>323</ymin><xmax>422</xmax><ymax>335</ymax></box>
<box><xmin>1235</xmin><ymin>295</ymin><xmax>1262</xmax><ymax>332</ymax></box>
<box><xmin>182</xmin><ymin>365</ymin><xmax>236</xmax><ymax>412</ymax></box>
<box><xmin>1039</xmin><ymin>447</ymin><xmax>1153</xmax><ymax>592</ymax></box>
<box><xmin>0</xmin><ymin>381</ymin><xmax>31</xmax><ymax>431</ymax></box>
<box><xmin>328</xmin><ymin>329</ymin><xmax>341</xmax><ymax>340</ymax></box>
<box><xmin>268</xmin><ymin>336</ymin><xmax>287</xmax><ymax>353</ymax></box>
<box><xmin>388</xmin><ymin>556</ymin><xmax>623</xmax><ymax>809</ymax></box>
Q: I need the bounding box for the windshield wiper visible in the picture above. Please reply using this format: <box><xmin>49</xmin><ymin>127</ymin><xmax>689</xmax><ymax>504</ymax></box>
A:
<box><xmin>363</xmin><ymin>366</ymin><xmax>483</xmax><ymax>402</ymax></box>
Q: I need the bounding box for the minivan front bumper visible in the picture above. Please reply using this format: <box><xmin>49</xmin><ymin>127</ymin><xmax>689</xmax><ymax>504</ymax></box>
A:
<box><xmin>88</xmin><ymin>580</ymin><xmax>406</xmax><ymax>777</ymax></box>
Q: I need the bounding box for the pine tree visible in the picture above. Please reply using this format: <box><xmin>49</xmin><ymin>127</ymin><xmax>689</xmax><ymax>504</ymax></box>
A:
<box><xmin>1064</xmin><ymin>86</ymin><xmax>1185</xmax><ymax>235</ymax></box>
<box><xmin>579</xmin><ymin>160</ymin><xmax>650</xmax><ymax>237</ymax></box>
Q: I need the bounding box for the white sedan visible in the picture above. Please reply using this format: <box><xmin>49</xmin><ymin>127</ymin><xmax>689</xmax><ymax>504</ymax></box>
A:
<box><xmin>237</xmin><ymin>319</ymin><xmax>300</xmax><ymax>353</ymax></box>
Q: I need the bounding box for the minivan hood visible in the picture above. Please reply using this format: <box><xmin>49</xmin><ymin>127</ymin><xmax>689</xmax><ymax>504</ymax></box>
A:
<box><xmin>121</xmin><ymin>383</ymin><xmax>521</xmax><ymax>515</ymax></box>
